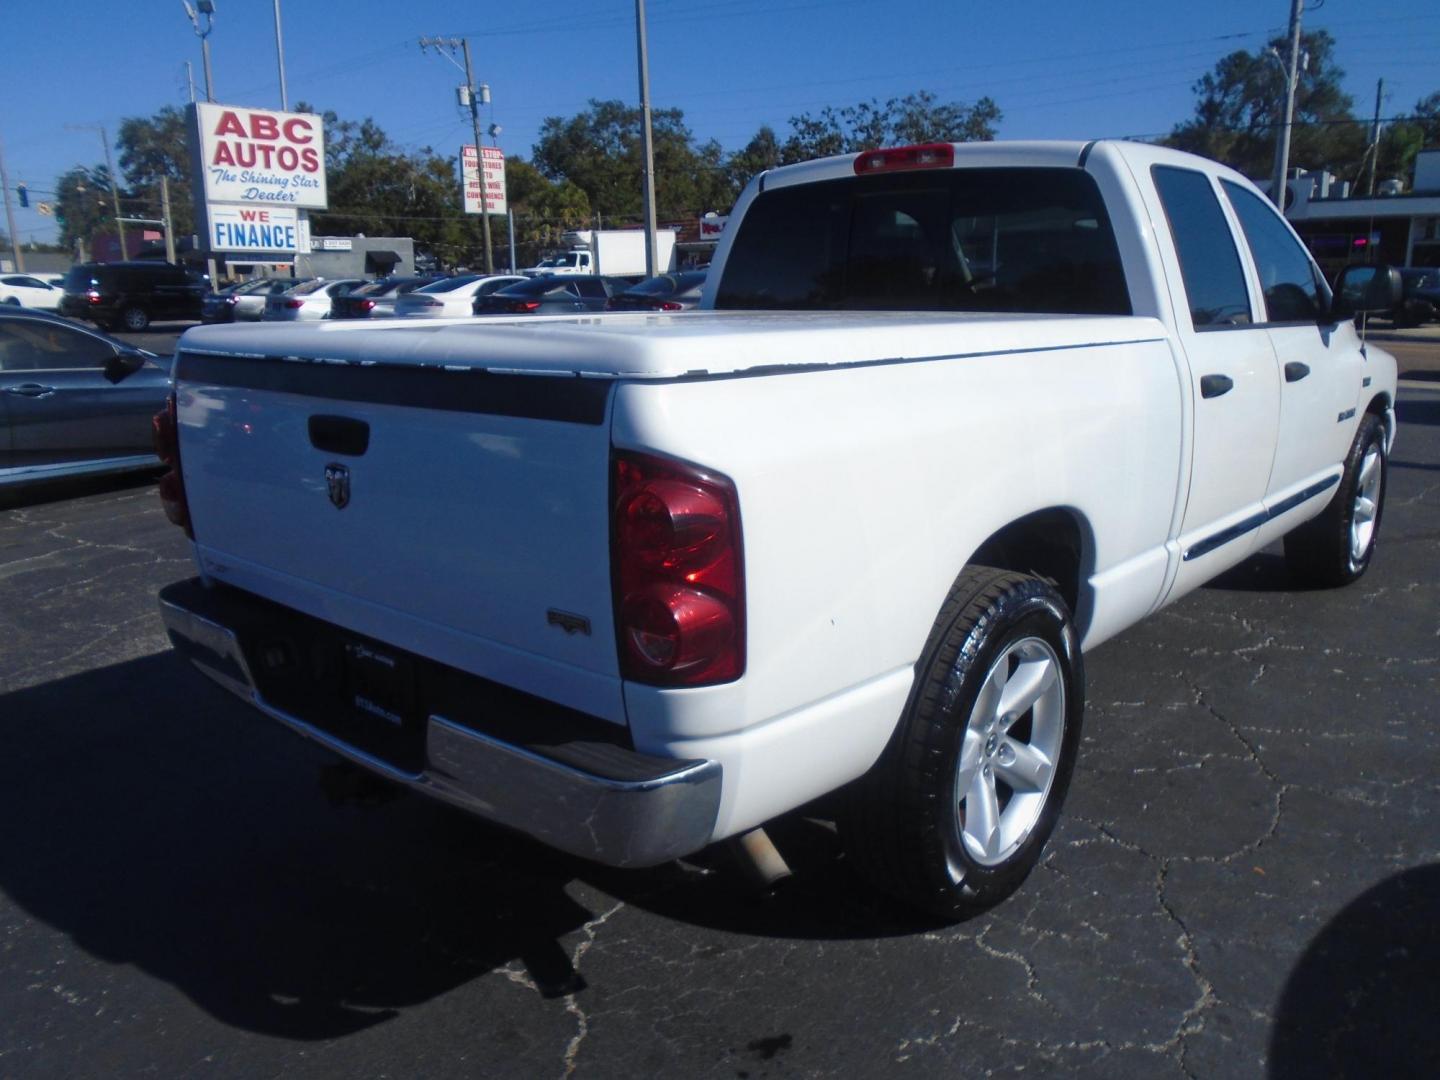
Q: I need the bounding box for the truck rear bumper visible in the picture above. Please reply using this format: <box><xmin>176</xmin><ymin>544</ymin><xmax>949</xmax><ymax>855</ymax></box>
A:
<box><xmin>157</xmin><ymin>578</ymin><xmax>722</xmax><ymax>868</ymax></box>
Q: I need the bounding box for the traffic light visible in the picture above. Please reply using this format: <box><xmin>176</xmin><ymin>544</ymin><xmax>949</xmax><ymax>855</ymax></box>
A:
<box><xmin>16</xmin><ymin>184</ymin><xmax>27</xmax><ymax>208</ymax></box>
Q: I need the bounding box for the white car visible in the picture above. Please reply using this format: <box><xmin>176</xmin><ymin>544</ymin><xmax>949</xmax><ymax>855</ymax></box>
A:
<box><xmin>0</xmin><ymin>274</ymin><xmax>63</xmax><ymax>311</ymax></box>
<box><xmin>262</xmin><ymin>278</ymin><xmax>363</xmax><ymax>322</ymax></box>
<box><xmin>392</xmin><ymin>274</ymin><xmax>526</xmax><ymax>318</ymax></box>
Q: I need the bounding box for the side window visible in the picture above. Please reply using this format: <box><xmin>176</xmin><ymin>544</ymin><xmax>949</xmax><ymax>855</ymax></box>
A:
<box><xmin>575</xmin><ymin>279</ymin><xmax>606</xmax><ymax>299</ymax></box>
<box><xmin>0</xmin><ymin>321</ymin><xmax>114</xmax><ymax>371</ymax></box>
<box><xmin>1151</xmin><ymin>166</ymin><xmax>1252</xmax><ymax>329</ymax></box>
<box><xmin>1221</xmin><ymin>180</ymin><xmax>1325</xmax><ymax>322</ymax></box>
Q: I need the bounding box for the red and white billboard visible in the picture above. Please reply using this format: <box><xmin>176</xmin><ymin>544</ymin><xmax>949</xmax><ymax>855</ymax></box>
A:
<box><xmin>194</xmin><ymin>102</ymin><xmax>327</xmax><ymax>209</ymax></box>
<box><xmin>460</xmin><ymin>145</ymin><xmax>507</xmax><ymax>216</ymax></box>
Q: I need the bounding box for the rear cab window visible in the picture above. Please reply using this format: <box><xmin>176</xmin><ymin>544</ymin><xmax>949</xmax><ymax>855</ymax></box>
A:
<box><xmin>715</xmin><ymin>167</ymin><xmax>1131</xmax><ymax>315</ymax></box>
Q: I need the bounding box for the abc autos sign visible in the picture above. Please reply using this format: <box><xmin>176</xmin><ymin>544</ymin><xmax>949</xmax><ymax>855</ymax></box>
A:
<box><xmin>192</xmin><ymin>102</ymin><xmax>327</xmax><ymax>208</ymax></box>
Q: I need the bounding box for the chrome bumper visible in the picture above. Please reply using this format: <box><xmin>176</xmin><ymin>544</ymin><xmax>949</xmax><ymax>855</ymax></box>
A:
<box><xmin>157</xmin><ymin>579</ymin><xmax>722</xmax><ymax>868</ymax></box>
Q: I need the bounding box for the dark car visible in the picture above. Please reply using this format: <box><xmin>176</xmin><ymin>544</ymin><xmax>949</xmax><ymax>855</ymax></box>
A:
<box><xmin>1391</xmin><ymin>267</ymin><xmax>1440</xmax><ymax>326</ymax></box>
<box><xmin>0</xmin><ymin>308</ymin><xmax>171</xmax><ymax>490</ymax></box>
<box><xmin>475</xmin><ymin>275</ymin><xmax>630</xmax><ymax>316</ymax></box>
<box><xmin>607</xmin><ymin>270</ymin><xmax>708</xmax><ymax>312</ymax></box>
<box><xmin>59</xmin><ymin>261</ymin><xmax>206</xmax><ymax>332</ymax></box>
<box><xmin>200</xmin><ymin>278</ymin><xmax>273</xmax><ymax>324</ymax></box>
<box><xmin>331</xmin><ymin>277</ymin><xmax>442</xmax><ymax>319</ymax></box>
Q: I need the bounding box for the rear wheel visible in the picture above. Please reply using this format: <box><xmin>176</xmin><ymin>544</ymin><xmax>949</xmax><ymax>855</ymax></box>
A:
<box><xmin>1284</xmin><ymin>413</ymin><xmax>1387</xmax><ymax>587</ymax></box>
<box><xmin>841</xmin><ymin>567</ymin><xmax>1084</xmax><ymax>919</ymax></box>
<box><xmin>119</xmin><ymin>305</ymin><xmax>149</xmax><ymax>332</ymax></box>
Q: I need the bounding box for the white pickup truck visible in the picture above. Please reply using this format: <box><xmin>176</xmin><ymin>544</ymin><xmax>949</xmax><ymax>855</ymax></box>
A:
<box><xmin>156</xmin><ymin>140</ymin><xmax>1400</xmax><ymax>918</ymax></box>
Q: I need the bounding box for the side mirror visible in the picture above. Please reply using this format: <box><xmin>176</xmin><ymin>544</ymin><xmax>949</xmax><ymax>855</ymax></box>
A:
<box><xmin>1331</xmin><ymin>264</ymin><xmax>1402</xmax><ymax>320</ymax></box>
<box><xmin>103</xmin><ymin>349</ymin><xmax>147</xmax><ymax>385</ymax></box>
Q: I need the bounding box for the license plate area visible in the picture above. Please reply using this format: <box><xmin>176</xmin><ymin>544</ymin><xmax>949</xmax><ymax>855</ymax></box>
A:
<box><xmin>242</xmin><ymin>615</ymin><xmax>427</xmax><ymax>774</ymax></box>
<box><xmin>341</xmin><ymin>639</ymin><xmax>416</xmax><ymax>731</ymax></box>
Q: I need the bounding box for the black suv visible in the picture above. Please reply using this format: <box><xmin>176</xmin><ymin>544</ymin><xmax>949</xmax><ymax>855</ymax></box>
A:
<box><xmin>60</xmin><ymin>262</ymin><xmax>206</xmax><ymax>332</ymax></box>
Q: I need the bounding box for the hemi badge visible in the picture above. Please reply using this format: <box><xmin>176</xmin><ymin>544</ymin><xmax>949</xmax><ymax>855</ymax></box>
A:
<box><xmin>1337</xmin><ymin>408</ymin><xmax>1356</xmax><ymax>423</ymax></box>
<box><xmin>547</xmin><ymin>610</ymin><xmax>592</xmax><ymax>636</ymax></box>
<box><xmin>1362</xmin><ymin>376</ymin><xmax>1372</xmax><ymax>387</ymax></box>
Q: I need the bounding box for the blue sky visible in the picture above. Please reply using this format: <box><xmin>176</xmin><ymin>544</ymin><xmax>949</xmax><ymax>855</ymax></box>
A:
<box><xmin>3</xmin><ymin>0</ymin><xmax>1437</xmax><ymax>246</ymax></box>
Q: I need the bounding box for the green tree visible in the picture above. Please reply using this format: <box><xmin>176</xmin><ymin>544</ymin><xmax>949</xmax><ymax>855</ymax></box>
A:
<box><xmin>54</xmin><ymin>164</ymin><xmax>117</xmax><ymax>252</ymax></box>
<box><xmin>116</xmin><ymin>105</ymin><xmax>195</xmax><ymax>240</ymax></box>
<box><xmin>724</xmin><ymin>126</ymin><xmax>780</xmax><ymax>196</ymax></box>
<box><xmin>533</xmin><ymin>99</ymin><xmax>731</xmax><ymax>224</ymax></box>
<box><xmin>1164</xmin><ymin>30</ymin><xmax>1364</xmax><ymax>181</ymax></box>
<box><xmin>504</xmin><ymin>157</ymin><xmax>592</xmax><ymax>266</ymax></box>
<box><xmin>778</xmin><ymin>92</ymin><xmax>1002</xmax><ymax>164</ymax></box>
<box><xmin>298</xmin><ymin>105</ymin><xmax>478</xmax><ymax>267</ymax></box>
<box><xmin>1375</xmin><ymin>91</ymin><xmax>1440</xmax><ymax>190</ymax></box>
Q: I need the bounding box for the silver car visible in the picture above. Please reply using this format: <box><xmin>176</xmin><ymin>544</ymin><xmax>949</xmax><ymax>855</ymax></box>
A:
<box><xmin>262</xmin><ymin>278</ymin><xmax>363</xmax><ymax>322</ymax></box>
<box><xmin>0</xmin><ymin>310</ymin><xmax>171</xmax><ymax>490</ymax></box>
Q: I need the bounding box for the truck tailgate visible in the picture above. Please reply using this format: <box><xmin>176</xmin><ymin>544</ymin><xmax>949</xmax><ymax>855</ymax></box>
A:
<box><xmin>175</xmin><ymin>351</ymin><xmax>625</xmax><ymax>723</ymax></box>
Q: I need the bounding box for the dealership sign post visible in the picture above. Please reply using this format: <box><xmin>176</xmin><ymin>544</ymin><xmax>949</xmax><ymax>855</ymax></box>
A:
<box><xmin>189</xmin><ymin>103</ymin><xmax>328</xmax><ymax>273</ymax></box>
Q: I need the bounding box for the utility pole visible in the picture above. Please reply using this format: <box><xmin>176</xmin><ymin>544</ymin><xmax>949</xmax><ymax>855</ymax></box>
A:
<box><xmin>0</xmin><ymin>131</ymin><xmax>24</xmax><ymax>272</ymax></box>
<box><xmin>1269</xmin><ymin>0</ymin><xmax>1304</xmax><ymax>208</ymax></box>
<box><xmin>162</xmin><ymin>176</ymin><xmax>176</xmax><ymax>263</ymax></box>
<box><xmin>635</xmin><ymin>0</ymin><xmax>658</xmax><ymax>277</ymax></box>
<box><xmin>273</xmin><ymin>0</ymin><xmax>289</xmax><ymax>111</ymax></box>
<box><xmin>419</xmin><ymin>36</ymin><xmax>493</xmax><ymax>273</ymax></box>
<box><xmin>100</xmin><ymin>126</ymin><xmax>127</xmax><ymax>259</ymax></box>
<box><xmin>70</xmin><ymin>124</ymin><xmax>127</xmax><ymax>259</ymax></box>
<box><xmin>1364</xmin><ymin>77</ymin><xmax>1384</xmax><ymax>196</ymax></box>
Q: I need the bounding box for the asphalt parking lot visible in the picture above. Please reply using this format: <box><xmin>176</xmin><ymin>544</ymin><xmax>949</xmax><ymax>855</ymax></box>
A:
<box><xmin>1</xmin><ymin>341</ymin><xmax>1437</xmax><ymax>1078</ymax></box>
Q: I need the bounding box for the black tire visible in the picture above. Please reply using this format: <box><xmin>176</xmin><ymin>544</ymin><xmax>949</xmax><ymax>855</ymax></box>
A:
<box><xmin>119</xmin><ymin>306</ymin><xmax>149</xmax><ymax>332</ymax></box>
<box><xmin>841</xmin><ymin>567</ymin><xmax>1084</xmax><ymax>920</ymax></box>
<box><xmin>1284</xmin><ymin>412</ymin><xmax>1387</xmax><ymax>588</ymax></box>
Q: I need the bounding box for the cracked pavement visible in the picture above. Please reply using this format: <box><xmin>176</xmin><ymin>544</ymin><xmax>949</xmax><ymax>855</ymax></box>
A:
<box><xmin>1</xmin><ymin>377</ymin><xmax>1437</xmax><ymax>1079</ymax></box>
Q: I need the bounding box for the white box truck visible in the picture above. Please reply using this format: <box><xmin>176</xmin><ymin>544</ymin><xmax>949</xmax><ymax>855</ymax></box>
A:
<box><xmin>524</xmin><ymin>229</ymin><xmax>676</xmax><ymax>277</ymax></box>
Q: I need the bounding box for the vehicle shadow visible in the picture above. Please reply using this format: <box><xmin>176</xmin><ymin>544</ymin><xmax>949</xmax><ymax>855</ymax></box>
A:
<box><xmin>0</xmin><ymin>471</ymin><xmax>159</xmax><ymax>511</ymax></box>
<box><xmin>1395</xmin><ymin>396</ymin><xmax>1440</xmax><ymax>427</ymax></box>
<box><xmin>0</xmin><ymin>655</ymin><xmax>926</xmax><ymax>1040</ymax></box>
<box><xmin>1268</xmin><ymin>864</ymin><xmax>1440</xmax><ymax>1078</ymax></box>
<box><xmin>1203</xmin><ymin>552</ymin><xmax>1304</xmax><ymax>594</ymax></box>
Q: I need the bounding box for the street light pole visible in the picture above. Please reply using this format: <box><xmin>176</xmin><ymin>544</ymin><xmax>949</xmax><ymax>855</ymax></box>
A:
<box><xmin>273</xmin><ymin>0</ymin><xmax>289</xmax><ymax>111</ymax></box>
<box><xmin>1269</xmin><ymin>0</ymin><xmax>1304</xmax><ymax>208</ymax></box>
<box><xmin>183</xmin><ymin>1</ymin><xmax>217</xmax><ymax>103</ymax></box>
<box><xmin>420</xmin><ymin>36</ymin><xmax>494</xmax><ymax>273</ymax></box>
<box><xmin>635</xmin><ymin>0</ymin><xmax>658</xmax><ymax>278</ymax></box>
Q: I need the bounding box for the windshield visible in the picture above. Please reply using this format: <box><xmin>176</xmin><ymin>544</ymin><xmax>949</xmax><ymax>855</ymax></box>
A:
<box><xmin>627</xmin><ymin>271</ymin><xmax>707</xmax><ymax>297</ymax></box>
<box><xmin>287</xmin><ymin>279</ymin><xmax>330</xmax><ymax>296</ymax></box>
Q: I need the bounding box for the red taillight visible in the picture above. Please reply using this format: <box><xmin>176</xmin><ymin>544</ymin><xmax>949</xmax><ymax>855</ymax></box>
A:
<box><xmin>655</xmin><ymin>300</ymin><xmax>683</xmax><ymax>311</ymax></box>
<box><xmin>152</xmin><ymin>392</ymin><xmax>192</xmax><ymax>538</ymax></box>
<box><xmin>509</xmin><ymin>300</ymin><xmax>542</xmax><ymax>313</ymax></box>
<box><xmin>612</xmin><ymin>451</ymin><xmax>744</xmax><ymax>686</ymax></box>
<box><xmin>86</xmin><ymin>290</ymin><xmax>101</xmax><ymax>304</ymax></box>
<box><xmin>283</xmin><ymin>298</ymin><xmax>304</xmax><ymax>309</ymax></box>
<box><xmin>359</xmin><ymin>299</ymin><xmax>376</xmax><ymax>312</ymax></box>
<box><xmin>853</xmin><ymin>142</ymin><xmax>955</xmax><ymax>175</ymax></box>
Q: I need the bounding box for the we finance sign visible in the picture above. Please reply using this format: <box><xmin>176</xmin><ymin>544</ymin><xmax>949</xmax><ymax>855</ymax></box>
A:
<box><xmin>192</xmin><ymin>102</ymin><xmax>327</xmax><ymax>208</ymax></box>
<box><xmin>208</xmin><ymin>205</ymin><xmax>299</xmax><ymax>253</ymax></box>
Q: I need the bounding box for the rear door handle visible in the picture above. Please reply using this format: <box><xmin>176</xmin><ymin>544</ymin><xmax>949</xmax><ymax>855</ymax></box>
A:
<box><xmin>1284</xmin><ymin>361</ymin><xmax>1311</xmax><ymax>383</ymax></box>
<box><xmin>4</xmin><ymin>383</ymin><xmax>56</xmax><ymax>398</ymax></box>
<box><xmin>1200</xmin><ymin>374</ymin><xmax>1234</xmax><ymax>399</ymax></box>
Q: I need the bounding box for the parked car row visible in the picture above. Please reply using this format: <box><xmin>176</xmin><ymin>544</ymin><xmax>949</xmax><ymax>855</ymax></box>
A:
<box><xmin>30</xmin><ymin>259</ymin><xmax>712</xmax><ymax>332</ymax></box>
